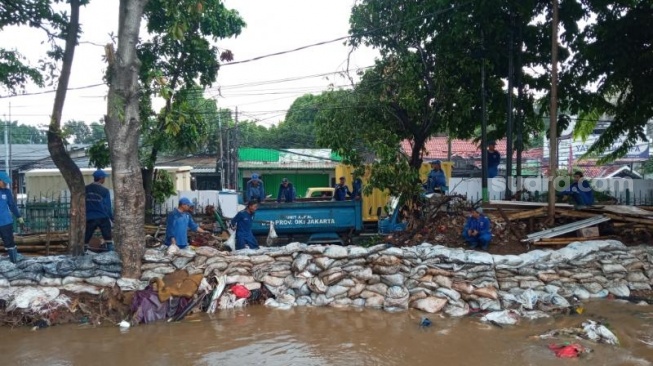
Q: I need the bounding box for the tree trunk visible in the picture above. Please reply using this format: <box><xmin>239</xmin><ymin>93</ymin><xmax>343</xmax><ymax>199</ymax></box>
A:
<box><xmin>410</xmin><ymin>135</ymin><xmax>426</xmax><ymax>169</ymax></box>
<box><xmin>105</xmin><ymin>0</ymin><xmax>148</xmax><ymax>278</ymax></box>
<box><xmin>47</xmin><ymin>0</ymin><xmax>86</xmax><ymax>256</ymax></box>
<box><xmin>142</xmin><ymin>167</ymin><xmax>154</xmax><ymax>223</ymax></box>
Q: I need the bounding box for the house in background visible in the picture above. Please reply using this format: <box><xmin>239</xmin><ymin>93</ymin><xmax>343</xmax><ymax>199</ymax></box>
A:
<box><xmin>401</xmin><ymin>137</ymin><xmax>543</xmax><ymax>177</ymax></box>
<box><xmin>0</xmin><ymin>144</ymin><xmax>89</xmax><ymax>194</ymax></box>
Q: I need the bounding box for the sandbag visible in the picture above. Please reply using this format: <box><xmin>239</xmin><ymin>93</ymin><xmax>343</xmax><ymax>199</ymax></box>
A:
<box><xmin>74</xmin><ymin>255</ymin><xmax>96</xmax><ymax>270</ymax></box>
<box><xmin>92</xmin><ymin>251</ymin><xmax>122</xmax><ymax>265</ymax></box>
<box><xmin>412</xmin><ymin>297</ymin><xmax>447</xmax><ymax>313</ymax></box>
<box><xmin>225</xmin><ymin>230</ymin><xmax>236</xmax><ymax>251</ymax></box>
<box><xmin>85</xmin><ymin>276</ymin><xmax>118</xmax><ymax>287</ymax></box>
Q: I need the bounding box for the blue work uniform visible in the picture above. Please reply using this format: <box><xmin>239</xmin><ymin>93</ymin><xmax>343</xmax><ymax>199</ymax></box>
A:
<box><xmin>277</xmin><ymin>183</ymin><xmax>295</xmax><ymax>203</ymax></box>
<box><xmin>426</xmin><ymin>169</ymin><xmax>448</xmax><ymax>193</ymax></box>
<box><xmin>231</xmin><ymin>209</ymin><xmax>259</xmax><ymax>250</ymax></box>
<box><xmin>560</xmin><ymin>179</ymin><xmax>594</xmax><ymax>206</ymax></box>
<box><xmin>487</xmin><ymin>150</ymin><xmax>501</xmax><ymax>178</ymax></box>
<box><xmin>0</xmin><ymin>187</ymin><xmax>21</xmax><ymax>250</ymax></box>
<box><xmin>246</xmin><ymin>179</ymin><xmax>265</xmax><ymax>203</ymax></box>
<box><xmin>462</xmin><ymin>215</ymin><xmax>492</xmax><ymax>250</ymax></box>
<box><xmin>334</xmin><ymin>183</ymin><xmax>351</xmax><ymax>201</ymax></box>
<box><xmin>85</xmin><ymin>182</ymin><xmax>113</xmax><ymax>243</ymax></box>
<box><xmin>165</xmin><ymin>208</ymin><xmax>199</xmax><ymax>249</ymax></box>
<box><xmin>352</xmin><ymin>179</ymin><xmax>362</xmax><ymax>200</ymax></box>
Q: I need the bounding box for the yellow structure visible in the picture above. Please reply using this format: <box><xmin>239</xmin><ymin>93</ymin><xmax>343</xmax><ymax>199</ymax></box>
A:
<box><xmin>336</xmin><ymin>162</ymin><xmax>453</xmax><ymax>223</ymax></box>
<box><xmin>24</xmin><ymin>166</ymin><xmax>193</xmax><ymax>198</ymax></box>
<box><xmin>335</xmin><ymin>165</ymin><xmax>389</xmax><ymax>223</ymax></box>
<box><xmin>419</xmin><ymin>161</ymin><xmax>453</xmax><ymax>183</ymax></box>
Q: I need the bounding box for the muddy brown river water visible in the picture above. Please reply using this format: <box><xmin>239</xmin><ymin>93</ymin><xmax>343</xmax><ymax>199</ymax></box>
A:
<box><xmin>0</xmin><ymin>301</ymin><xmax>652</xmax><ymax>365</ymax></box>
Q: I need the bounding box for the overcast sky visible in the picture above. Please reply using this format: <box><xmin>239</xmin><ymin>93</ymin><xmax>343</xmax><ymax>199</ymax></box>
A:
<box><xmin>0</xmin><ymin>0</ymin><xmax>378</xmax><ymax>128</ymax></box>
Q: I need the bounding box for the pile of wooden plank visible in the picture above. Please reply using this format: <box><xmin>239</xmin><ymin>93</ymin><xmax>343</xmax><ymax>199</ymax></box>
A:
<box><xmin>1</xmin><ymin>232</ymin><xmax>69</xmax><ymax>255</ymax></box>
<box><xmin>489</xmin><ymin>201</ymin><xmax>653</xmax><ymax>247</ymax></box>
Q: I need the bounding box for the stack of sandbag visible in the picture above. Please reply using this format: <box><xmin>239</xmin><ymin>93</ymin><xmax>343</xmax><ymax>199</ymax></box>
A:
<box><xmin>0</xmin><ymin>252</ymin><xmax>123</xmax><ymax>294</ymax></box>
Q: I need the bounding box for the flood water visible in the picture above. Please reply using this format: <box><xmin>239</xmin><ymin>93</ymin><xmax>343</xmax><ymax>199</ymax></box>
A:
<box><xmin>1</xmin><ymin>301</ymin><xmax>652</xmax><ymax>365</ymax></box>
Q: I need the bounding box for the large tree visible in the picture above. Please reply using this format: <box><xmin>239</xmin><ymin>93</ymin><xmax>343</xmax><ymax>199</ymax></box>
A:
<box><xmin>564</xmin><ymin>0</ymin><xmax>653</xmax><ymax>162</ymax></box>
<box><xmin>104</xmin><ymin>0</ymin><xmax>149</xmax><ymax>278</ymax></box>
<box><xmin>138</xmin><ymin>0</ymin><xmax>245</xmax><ymax>218</ymax></box>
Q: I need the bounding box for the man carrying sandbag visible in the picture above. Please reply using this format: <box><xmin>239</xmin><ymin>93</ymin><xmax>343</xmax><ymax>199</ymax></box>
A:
<box><xmin>230</xmin><ymin>200</ymin><xmax>259</xmax><ymax>250</ymax></box>
<box><xmin>165</xmin><ymin>197</ymin><xmax>205</xmax><ymax>255</ymax></box>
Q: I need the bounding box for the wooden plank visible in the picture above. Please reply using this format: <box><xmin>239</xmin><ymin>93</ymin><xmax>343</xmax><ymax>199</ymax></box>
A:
<box><xmin>507</xmin><ymin>207</ymin><xmax>547</xmax><ymax>220</ymax></box>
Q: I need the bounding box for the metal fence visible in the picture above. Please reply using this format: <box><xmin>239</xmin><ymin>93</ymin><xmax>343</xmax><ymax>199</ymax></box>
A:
<box><xmin>17</xmin><ymin>193</ymin><xmax>71</xmax><ymax>234</ymax></box>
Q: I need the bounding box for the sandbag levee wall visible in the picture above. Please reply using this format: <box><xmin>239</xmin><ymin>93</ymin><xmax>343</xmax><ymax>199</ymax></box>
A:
<box><xmin>0</xmin><ymin>241</ymin><xmax>650</xmax><ymax>312</ymax></box>
<box><xmin>141</xmin><ymin>241</ymin><xmax>653</xmax><ymax>313</ymax></box>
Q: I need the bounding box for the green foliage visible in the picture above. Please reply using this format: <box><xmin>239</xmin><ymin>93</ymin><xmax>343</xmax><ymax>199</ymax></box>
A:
<box><xmin>0</xmin><ymin>50</ymin><xmax>43</xmax><ymax>94</ymax></box>
<box><xmin>62</xmin><ymin>120</ymin><xmax>90</xmax><ymax>144</ymax></box>
<box><xmin>138</xmin><ymin>0</ymin><xmax>245</xmax><ymax>171</ymax></box>
<box><xmin>0</xmin><ymin>121</ymin><xmax>47</xmax><ymax>143</ymax></box>
<box><xmin>152</xmin><ymin>169</ymin><xmax>176</xmax><ymax>204</ymax></box>
<box><xmin>560</xmin><ymin>0</ymin><xmax>652</xmax><ymax>163</ymax></box>
<box><xmin>88</xmin><ymin>140</ymin><xmax>110</xmax><ymax>169</ymax></box>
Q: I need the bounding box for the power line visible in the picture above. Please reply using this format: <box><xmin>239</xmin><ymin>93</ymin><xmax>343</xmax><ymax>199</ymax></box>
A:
<box><xmin>220</xmin><ymin>2</ymin><xmax>471</xmax><ymax>67</ymax></box>
<box><xmin>0</xmin><ymin>83</ymin><xmax>105</xmax><ymax>99</ymax></box>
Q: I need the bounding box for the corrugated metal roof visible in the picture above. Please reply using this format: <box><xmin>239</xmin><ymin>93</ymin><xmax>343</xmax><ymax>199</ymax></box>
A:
<box><xmin>238</xmin><ymin>161</ymin><xmax>337</xmax><ymax>169</ymax></box>
<box><xmin>239</xmin><ymin>148</ymin><xmax>280</xmax><ymax>162</ymax></box>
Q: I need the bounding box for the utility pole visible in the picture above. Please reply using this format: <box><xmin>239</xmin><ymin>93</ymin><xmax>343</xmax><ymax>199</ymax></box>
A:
<box><xmin>8</xmin><ymin>102</ymin><xmax>11</xmax><ymax>184</ymax></box>
<box><xmin>481</xmin><ymin>31</ymin><xmax>489</xmax><ymax>203</ymax></box>
<box><xmin>505</xmin><ymin>13</ymin><xmax>515</xmax><ymax>200</ymax></box>
<box><xmin>225</xmin><ymin>111</ymin><xmax>231</xmax><ymax>189</ymax></box>
<box><xmin>548</xmin><ymin>0</ymin><xmax>560</xmax><ymax>221</ymax></box>
<box><xmin>4</xmin><ymin>117</ymin><xmax>9</xmax><ymax>176</ymax></box>
<box><xmin>515</xmin><ymin>19</ymin><xmax>524</xmax><ymax>194</ymax></box>
<box><xmin>216</xmin><ymin>109</ymin><xmax>225</xmax><ymax>190</ymax></box>
<box><xmin>233</xmin><ymin>107</ymin><xmax>239</xmax><ymax>191</ymax></box>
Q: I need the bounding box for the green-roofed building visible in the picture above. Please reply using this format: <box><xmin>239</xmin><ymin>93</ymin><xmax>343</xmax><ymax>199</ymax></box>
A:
<box><xmin>238</xmin><ymin>148</ymin><xmax>342</xmax><ymax>199</ymax></box>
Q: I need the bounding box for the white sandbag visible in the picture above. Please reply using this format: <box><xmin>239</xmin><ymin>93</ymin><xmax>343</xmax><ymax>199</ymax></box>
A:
<box><xmin>482</xmin><ymin>310</ymin><xmax>520</xmax><ymax>325</ymax></box>
<box><xmin>62</xmin><ymin>283</ymin><xmax>102</xmax><ymax>295</ymax></box>
<box><xmin>39</xmin><ymin>277</ymin><xmax>63</xmax><ymax>287</ymax></box>
<box><xmin>6</xmin><ymin>287</ymin><xmax>60</xmax><ymax>311</ymax></box>
<box><xmin>291</xmin><ymin>254</ymin><xmax>312</xmax><ymax>273</ymax></box>
<box><xmin>117</xmin><ymin>278</ymin><xmax>146</xmax><ymax>292</ymax></box>
<box><xmin>62</xmin><ymin>276</ymin><xmax>85</xmax><ymax>285</ymax></box>
<box><xmin>0</xmin><ymin>277</ymin><xmax>10</xmax><ymax>287</ymax></box>
<box><xmin>582</xmin><ymin>320</ymin><xmax>619</xmax><ymax>345</ymax></box>
<box><xmin>266</xmin><ymin>222</ymin><xmax>278</xmax><ymax>246</ymax></box>
<box><xmin>412</xmin><ymin>297</ymin><xmax>448</xmax><ymax>313</ymax></box>
<box><xmin>323</xmin><ymin>245</ymin><xmax>348</xmax><ymax>259</ymax></box>
<box><xmin>142</xmin><ymin>249</ymin><xmax>171</xmax><ymax>263</ymax></box>
<box><xmin>194</xmin><ymin>246</ymin><xmax>220</xmax><ymax>257</ymax></box>
<box><xmin>85</xmin><ymin>276</ymin><xmax>117</xmax><ymax>288</ymax></box>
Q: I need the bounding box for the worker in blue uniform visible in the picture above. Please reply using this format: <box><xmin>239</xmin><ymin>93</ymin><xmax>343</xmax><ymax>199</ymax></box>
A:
<box><xmin>487</xmin><ymin>141</ymin><xmax>501</xmax><ymax>178</ymax></box>
<box><xmin>462</xmin><ymin>207</ymin><xmax>492</xmax><ymax>250</ymax></box>
<box><xmin>245</xmin><ymin>173</ymin><xmax>265</xmax><ymax>203</ymax></box>
<box><xmin>425</xmin><ymin>160</ymin><xmax>448</xmax><ymax>194</ymax></box>
<box><xmin>352</xmin><ymin>178</ymin><xmax>363</xmax><ymax>200</ymax></box>
<box><xmin>165</xmin><ymin>197</ymin><xmax>205</xmax><ymax>254</ymax></box>
<box><xmin>231</xmin><ymin>200</ymin><xmax>259</xmax><ymax>250</ymax></box>
<box><xmin>334</xmin><ymin>176</ymin><xmax>352</xmax><ymax>201</ymax></box>
<box><xmin>85</xmin><ymin>169</ymin><xmax>114</xmax><ymax>253</ymax></box>
<box><xmin>0</xmin><ymin>172</ymin><xmax>23</xmax><ymax>263</ymax></box>
<box><xmin>559</xmin><ymin>171</ymin><xmax>594</xmax><ymax>208</ymax></box>
<box><xmin>277</xmin><ymin>178</ymin><xmax>295</xmax><ymax>203</ymax></box>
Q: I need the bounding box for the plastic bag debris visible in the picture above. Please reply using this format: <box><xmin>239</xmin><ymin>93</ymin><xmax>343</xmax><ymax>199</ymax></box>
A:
<box><xmin>582</xmin><ymin>320</ymin><xmax>619</xmax><ymax>345</ymax></box>
<box><xmin>225</xmin><ymin>229</ymin><xmax>236</xmax><ymax>251</ymax></box>
<box><xmin>266</xmin><ymin>222</ymin><xmax>278</xmax><ymax>246</ymax></box>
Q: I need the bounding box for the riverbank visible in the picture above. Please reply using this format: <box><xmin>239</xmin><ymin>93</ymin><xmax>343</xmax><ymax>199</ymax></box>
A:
<box><xmin>0</xmin><ymin>240</ymin><xmax>652</xmax><ymax>328</ymax></box>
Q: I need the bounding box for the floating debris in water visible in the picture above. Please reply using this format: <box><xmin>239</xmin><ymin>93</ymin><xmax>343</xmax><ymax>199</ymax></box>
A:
<box><xmin>420</xmin><ymin>317</ymin><xmax>432</xmax><ymax>327</ymax></box>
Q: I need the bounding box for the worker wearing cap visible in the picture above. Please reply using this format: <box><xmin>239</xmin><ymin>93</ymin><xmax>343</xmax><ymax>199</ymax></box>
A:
<box><xmin>277</xmin><ymin>178</ymin><xmax>295</xmax><ymax>203</ymax></box>
<box><xmin>165</xmin><ymin>197</ymin><xmax>205</xmax><ymax>252</ymax></box>
<box><xmin>246</xmin><ymin>173</ymin><xmax>265</xmax><ymax>203</ymax></box>
<box><xmin>85</xmin><ymin>169</ymin><xmax>114</xmax><ymax>253</ymax></box>
<box><xmin>487</xmin><ymin>141</ymin><xmax>501</xmax><ymax>178</ymax></box>
<box><xmin>425</xmin><ymin>160</ymin><xmax>448</xmax><ymax>194</ymax></box>
<box><xmin>559</xmin><ymin>171</ymin><xmax>594</xmax><ymax>208</ymax></box>
<box><xmin>231</xmin><ymin>200</ymin><xmax>259</xmax><ymax>250</ymax></box>
<box><xmin>334</xmin><ymin>176</ymin><xmax>352</xmax><ymax>201</ymax></box>
<box><xmin>0</xmin><ymin>172</ymin><xmax>23</xmax><ymax>263</ymax></box>
<box><xmin>462</xmin><ymin>207</ymin><xmax>492</xmax><ymax>250</ymax></box>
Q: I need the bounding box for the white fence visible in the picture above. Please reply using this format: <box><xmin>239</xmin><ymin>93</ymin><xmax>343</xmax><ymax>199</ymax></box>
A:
<box><xmin>449</xmin><ymin>177</ymin><xmax>653</xmax><ymax>205</ymax></box>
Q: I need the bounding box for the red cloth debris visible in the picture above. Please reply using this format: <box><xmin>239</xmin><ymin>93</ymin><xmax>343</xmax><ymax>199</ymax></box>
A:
<box><xmin>548</xmin><ymin>343</ymin><xmax>586</xmax><ymax>358</ymax></box>
<box><xmin>231</xmin><ymin>284</ymin><xmax>251</xmax><ymax>299</ymax></box>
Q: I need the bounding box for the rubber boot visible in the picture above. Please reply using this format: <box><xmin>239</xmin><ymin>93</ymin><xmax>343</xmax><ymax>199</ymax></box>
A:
<box><xmin>104</xmin><ymin>241</ymin><xmax>115</xmax><ymax>252</ymax></box>
<box><xmin>7</xmin><ymin>247</ymin><xmax>18</xmax><ymax>264</ymax></box>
